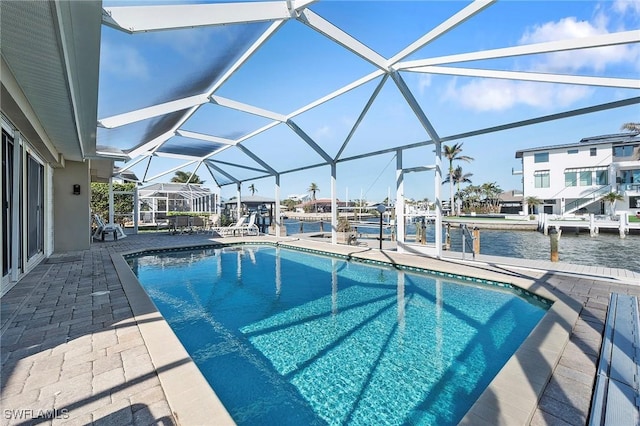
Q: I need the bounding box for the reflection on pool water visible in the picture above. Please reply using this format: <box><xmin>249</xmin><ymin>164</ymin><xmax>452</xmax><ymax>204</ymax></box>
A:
<box><xmin>127</xmin><ymin>245</ymin><xmax>548</xmax><ymax>425</ymax></box>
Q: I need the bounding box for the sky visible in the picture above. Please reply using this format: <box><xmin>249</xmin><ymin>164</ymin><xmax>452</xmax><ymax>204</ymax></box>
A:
<box><xmin>98</xmin><ymin>0</ymin><xmax>640</xmax><ymax>204</ymax></box>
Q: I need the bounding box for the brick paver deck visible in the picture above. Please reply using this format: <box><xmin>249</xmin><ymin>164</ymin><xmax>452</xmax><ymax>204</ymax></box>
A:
<box><xmin>1</xmin><ymin>232</ymin><xmax>638</xmax><ymax>425</ymax></box>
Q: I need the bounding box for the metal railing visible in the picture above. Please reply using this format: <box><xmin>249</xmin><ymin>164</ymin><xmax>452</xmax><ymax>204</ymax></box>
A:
<box><xmin>564</xmin><ymin>185</ymin><xmax>611</xmax><ymax>214</ymax></box>
<box><xmin>460</xmin><ymin>224</ymin><xmax>476</xmax><ymax>260</ymax></box>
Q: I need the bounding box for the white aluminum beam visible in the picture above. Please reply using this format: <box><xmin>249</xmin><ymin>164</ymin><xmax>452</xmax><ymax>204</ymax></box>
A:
<box><xmin>208</xmin><ymin>159</ymin><xmax>270</xmax><ymax>174</ymax></box>
<box><xmin>390</xmin><ymin>71</ymin><xmax>443</xmax><ymax>256</ymax></box>
<box><xmin>235</xmin><ymin>145</ymin><xmax>278</xmax><ymax>175</ymax></box>
<box><xmin>176</xmin><ymin>130</ymin><xmax>237</xmax><ymax>146</ymax></box>
<box><xmin>388</xmin><ymin>0</ymin><xmax>496</xmax><ymax>66</ymax></box>
<box><xmin>331</xmin><ymin>163</ymin><xmax>337</xmax><ymax>245</ymax></box>
<box><xmin>204</xmin><ymin>163</ymin><xmax>222</xmax><ymax>188</ymax></box>
<box><xmin>128</xmin><ymin>130</ymin><xmax>176</xmax><ymax>158</ymax></box>
<box><xmin>390</xmin><ymin>72</ymin><xmax>442</xmax><ymax>144</ymax></box>
<box><xmin>440</xmin><ymin>96</ymin><xmax>640</xmax><ymax>142</ymax></box>
<box><xmin>298</xmin><ymin>9</ymin><xmax>387</xmax><ymax>69</ymax></box>
<box><xmin>202</xmin><ymin>144</ymin><xmax>234</xmax><ymax>160</ymax></box>
<box><xmin>154</xmin><ymin>152</ymin><xmax>206</xmax><ymax>161</ymax></box>
<box><xmin>98</xmin><ymin>94</ymin><xmax>209</xmax><ymax>129</ymax></box>
<box><xmin>335</xmin><ymin>74</ymin><xmax>388</xmax><ymax>161</ymax></box>
<box><xmin>209</xmin><ymin>20</ymin><xmax>285</xmax><ymax>94</ymax></box>
<box><xmin>335</xmin><ymin>96</ymin><xmax>640</xmax><ymax>165</ymax></box>
<box><xmin>103</xmin><ymin>2</ymin><xmax>292</xmax><ymax>33</ymax></box>
<box><xmin>142</xmin><ymin>156</ymin><xmax>153</xmax><ymax>182</ymax></box>
<box><xmin>212</xmin><ymin>95</ymin><xmax>639</xmax><ymax>187</ymax></box>
<box><xmin>236</xmin><ymin>121</ymin><xmax>281</xmax><ymax>144</ymax></box>
<box><xmin>406</xmin><ymin>66</ymin><xmax>640</xmax><ymax>89</ymax></box>
<box><xmin>124</xmin><ymin>20</ymin><xmax>284</xmax><ymax>160</ymax></box>
<box><xmin>280</xmin><ymin>161</ymin><xmax>327</xmax><ymax>175</ymax></box>
<box><xmin>398</xmin><ymin>30</ymin><xmax>640</xmax><ymax>69</ymax></box>
<box><xmin>288</xmin><ymin>70</ymin><xmax>385</xmax><ymax>118</ymax></box>
<box><xmin>210</xmin><ymin>95</ymin><xmax>287</xmax><ymax>122</ymax></box>
<box><xmin>187</xmin><ymin>161</ymin><xmax>204</xmax><ymax>184</ymax></box>
<box><xmin>208</xmin><ymin>162</ymin><xmax>241</xmax><ymax>184</ymax></box>
<box><xmin>286</xmin><ymin>120</ymin><xmax>334</xmax><ymax>164</ymax></box>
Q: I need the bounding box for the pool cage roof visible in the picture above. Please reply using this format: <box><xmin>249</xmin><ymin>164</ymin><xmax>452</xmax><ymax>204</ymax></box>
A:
<box><xmin>97</xmin><ymin>0</ymin><xmax>640</xmax><ymax>189</ymax></box>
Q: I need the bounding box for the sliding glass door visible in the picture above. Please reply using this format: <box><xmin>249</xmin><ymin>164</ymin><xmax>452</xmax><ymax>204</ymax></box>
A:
<box><xmin>2</xmin><ymin>130</ymin><xmax>13</xmax><ymax>279</ymax></box>
<box><xmin>27</xmin><ymin>154</ymin><xmax>44</xmax><ymax>260</ymax></box>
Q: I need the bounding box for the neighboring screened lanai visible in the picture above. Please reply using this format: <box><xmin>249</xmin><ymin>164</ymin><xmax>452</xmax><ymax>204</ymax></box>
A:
<box><xmin>97</xmin><ymin>0</ymin><xmax>640</xmax><ymax>255</ymax></box>
<box><xmin>138</xmin><ymin>183</ymin><xmax>218</xmax><ymax>224</ymax></box>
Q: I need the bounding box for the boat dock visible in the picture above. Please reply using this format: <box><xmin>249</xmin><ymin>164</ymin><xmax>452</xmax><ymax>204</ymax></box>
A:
<box><xmin>539</xmin><ymin>213</ymin><xmax>640</xmax><ymax>237</ymax></box>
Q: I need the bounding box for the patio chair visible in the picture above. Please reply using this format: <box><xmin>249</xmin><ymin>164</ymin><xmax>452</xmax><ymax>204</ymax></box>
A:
<box><xmin>239</xmin><ymin>212</ymin><xmax>259</xmax><ymax>236</ymax></box>
<box><xmin>170</xmin><ymin>215</ymin><xmax>192</xmax><ymax>234</ymax></box>
<box><xmin>211</xmin><ymin>212</ymin><xmax>259</xmax><ymax>237</ymax></box>
<box><xmin>92</xmin><ymin>214</ymin><xmax>127</xmax><ymax>241</ymax></box>
<box><xmin>210</xmin><ymin>215</ymin><xmax>248</xmax><ymax>237</ymax></box>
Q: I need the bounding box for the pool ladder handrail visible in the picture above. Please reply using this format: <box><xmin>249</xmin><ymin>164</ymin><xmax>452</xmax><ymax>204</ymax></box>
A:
<box><xmin>460</xmin><ymin>224</ymin><xmax>476</xmax><ymax>260</ymax></box>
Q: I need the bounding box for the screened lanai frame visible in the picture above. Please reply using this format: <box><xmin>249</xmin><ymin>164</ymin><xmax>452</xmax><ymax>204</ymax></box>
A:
<box><xmin>138</xmin><ymin>183</ymin><xmax>218</xmax><ymax>225</ymax></box>
<box><xmin>97</xmin><ymin>0</ymin><xmax>640</xmax><ymax>256</ymax></box>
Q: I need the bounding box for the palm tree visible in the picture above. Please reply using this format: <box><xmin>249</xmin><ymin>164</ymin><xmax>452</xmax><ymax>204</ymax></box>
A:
<box><xmin>442</xmin><ymin>143</ymin><xmax>473</xmax><ymax>215</ymax></box>
<box><xmin>171</xmin><ymin>171</ymin><xmax>204</xmax><ymax>184</ymax></box>
<box><xmin>460</xmin><ymin>184</ymin><xmax>482</xmax><ymax>213</ymax></box>
<box><xmin>620</xmin><ymin>122</ymin><xmax>640</xmax><ymax>133</ymax></box>
<box><xmin>443</xmin><ymin>166</ymin><xmax>472</xmax><ymax>215</ymax></box>
<box><xmin>602</xmin><ymin>191</ymin><xmax>624</xmax><ymax>217</ymax></box>
<box><xmin>481</xmin><ymin>182</ymin><xmax>502</xmax><ymax>213</ymax></box>
<box><xmin>524</xmin><ymin>196</ymin><xmax>542</xmax><ymax>215</ymax></box>
<box><xmin>248</xmin><ymin>184</ymin><xmax>257</xmax><ymax>196</ymax></box>
<box><xmin>308</xmin><ymin>182</ymin><xmax>320</xmax><ymax>213</ymax></box>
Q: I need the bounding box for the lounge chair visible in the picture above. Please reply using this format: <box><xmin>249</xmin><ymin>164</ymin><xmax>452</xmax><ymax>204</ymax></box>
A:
<box><xmin>92</xmin><ymin>214</ymin><xmax>127</xmax><ymax>241</ymax></box>
<box><xmin>240</xmin><ymin>212</ymin><xmax>259</xmax><ymax>236</ymax></box>
<box><xmin>210</xmin><ymin>215</ymin><xmax>247</xmax><ymax>237</ymax></box>
<box><xmin>211</xmin><ymin>212</ymin><xmax>259</xmax><ymax>237</ymax></box>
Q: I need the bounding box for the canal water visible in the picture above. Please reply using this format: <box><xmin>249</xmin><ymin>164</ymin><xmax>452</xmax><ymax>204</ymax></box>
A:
<box><xmin>284</xmin><ymin>219</ymin><xmax>640</xmax><ymax>273</ymax></box>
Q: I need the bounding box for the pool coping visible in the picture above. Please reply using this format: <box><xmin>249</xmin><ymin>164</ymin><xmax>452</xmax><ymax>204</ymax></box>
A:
<box><xmin>113</xmin><ymin>236</ymin><xmax>581</xmax><ymax>425</ymax></box>
<box><xmin>111</xmin><ymin>243</ymin><xmax>235</xmax><ymax>426</ymax></box>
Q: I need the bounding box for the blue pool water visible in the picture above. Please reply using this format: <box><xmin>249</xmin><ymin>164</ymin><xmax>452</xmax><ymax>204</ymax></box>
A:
<box><xmin>127</xmin><ymin>245</ymin><xmax>548</xmax><ymax>425</ymax></box>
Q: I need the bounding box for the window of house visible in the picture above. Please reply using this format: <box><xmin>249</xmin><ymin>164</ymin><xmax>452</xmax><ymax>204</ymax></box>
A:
<box><xmin>534</xmin><ymin>171</ymin><xmax>550</xmax><ymax>188</ymax></box>
<box><xmin>621</xmin><ymin>169</ymin><xmax>640</xmax><ymax>184</ymax></box>
<box><xmin>564</xmin><ymin>171</ymin><xmax>577</xmax><ymax>187</ymax></box>
<box><xmin>613</xmin><ymin>145</ymin><xmax>635</xmax><ymax>157</ymax></box>
<box><xmin>596</xmin><ymin>170</ymin><xmax>608</xmax><ymax>185</ymax></box>
<box><xmin>579</xmin><ymin>171</ymin><xmax>592</xmax><ymax>186</ymax></box>
<box><xmin>567</xmin><ymin>149</ymin><xmax>578</xmax><ymax>154</ymax></box>
<box><xmin>534</xmin><ymin>152</ymin><xmax>549</xmax><ymax>163</ymax></box>
<box><xmin>590</xmin><ymin>147</ymin><xmax>597</xmax><ymax>156</ymax></box>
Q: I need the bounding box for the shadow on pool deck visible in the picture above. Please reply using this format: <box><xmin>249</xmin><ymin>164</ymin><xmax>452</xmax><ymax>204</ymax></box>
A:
<box><xmin>1</xmin><ymin>232</ymin><xmax>638</xmax><ymax>425</ymax></box>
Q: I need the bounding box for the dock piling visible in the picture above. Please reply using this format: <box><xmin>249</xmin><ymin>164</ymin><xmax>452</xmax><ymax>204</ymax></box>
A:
<box><xmin>472</xmin><ymin>227</ymin><xmax>480</xmax><ymax>256</ymax></box>
<box><xmin>550</xmin><ymin>227</ymin><xmax>561</xmax><ymax>262</ymax></box>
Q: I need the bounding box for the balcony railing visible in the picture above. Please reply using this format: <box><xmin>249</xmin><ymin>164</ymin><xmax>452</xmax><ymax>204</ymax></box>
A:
<box><xmin>621</xmin><ymin>183</ymin><xmax>640</xmax><ymax>193</ymax></box>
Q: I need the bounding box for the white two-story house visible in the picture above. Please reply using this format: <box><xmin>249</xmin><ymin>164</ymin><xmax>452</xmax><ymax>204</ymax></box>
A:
<box><xmin>515</xmin><ymin>133</ymin><xmax>640</xmax><ymax>216</ymax></box>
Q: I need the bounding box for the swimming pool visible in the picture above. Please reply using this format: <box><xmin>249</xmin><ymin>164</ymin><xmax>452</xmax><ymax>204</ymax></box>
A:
<box><xmin>126</xmin><ymin>244</ymin><xmax>549</xmax><ymax>425</ymax></box>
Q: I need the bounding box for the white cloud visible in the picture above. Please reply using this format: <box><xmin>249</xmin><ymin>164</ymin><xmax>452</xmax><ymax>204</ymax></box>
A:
<box><xmin>445</xmin><ymin>78</ymin><xmax>592</xmax><ymax>112</ymax></box>
<box><xmin>152</xmin><ymin>29</ymin><xmax>210</xmax><ymax>63</ymax></box>
<box><xmin>101</xmin><ymin>41</ymin><xmax>149</xmax><ymax>79</ymax></box>
<box><xmin>612</xmin><ymin>0</ymin><xmax>640</xmax><ymax>16</ymax></box>
<box><xmin>417</xmin><ymin>74</ymin><xmax>432</xmax><ymax>96</ymax></box>
<box><xmin>313</xmin><ymin>125</ymin><xmax>333</xmax><ymax>141</ymax></box>
<box><xmin>518</xmin><ymin>16</ymin><xmax>634</xmax><ymax>73</ymax></box>
<box><xmin>445</xmin><ymin>2</ymin><xmax>638</xmax><ymax>112</ymax></box>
